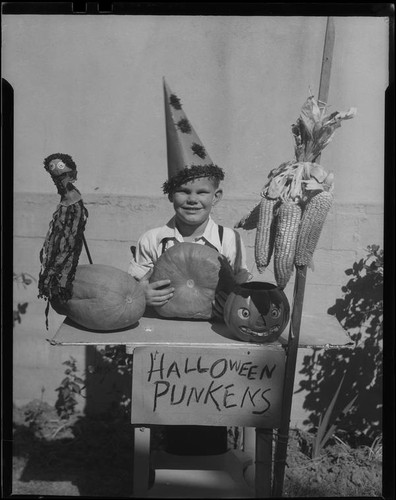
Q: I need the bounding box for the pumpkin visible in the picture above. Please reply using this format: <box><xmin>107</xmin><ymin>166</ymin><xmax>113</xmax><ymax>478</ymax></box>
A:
<box><xmin>51</xmin><ymin>264</ymin><xmax>146</xmax><ymax>331</ymax></box>
<box><xmin>150</xmin><ymin>242</ymin><xmax>235</xmax><ymax>319</ymax></box>
<box><xmin>223</xmin><ymin>281</ymin><xmax>290</xmax><ymax>343</ymax></box>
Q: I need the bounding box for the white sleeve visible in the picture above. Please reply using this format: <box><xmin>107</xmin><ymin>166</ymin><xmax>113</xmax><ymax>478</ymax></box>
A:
<box><xmin>128</xmin><ymin>231</ymin><xmax>157</xmax><ymax>280</ymax></box>
<box><xmin>221</xmin><ymin>227</ymin><xmax>249</xmax><ymax>273</ymax></box>
<box><xmin>128</xmin><ymin>259</ymin><xmax>151</xmax><ymax>281</ymax></box>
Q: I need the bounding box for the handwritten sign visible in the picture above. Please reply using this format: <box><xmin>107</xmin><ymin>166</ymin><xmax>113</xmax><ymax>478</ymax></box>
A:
<box><xmin>131</xmin><ymin>345</ymin><xmax>285</xmax><ymax>428</ymax></box>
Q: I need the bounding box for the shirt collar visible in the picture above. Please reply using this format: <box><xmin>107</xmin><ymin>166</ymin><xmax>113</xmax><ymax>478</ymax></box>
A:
<box><xmin>158</xmin><ymin>217</ymin><xmax>183</xmax><ymax>242</ymax></box>
<box><xmin>158</xmin><ymin>216</ymin><xmax>221</xmax><ymax>251</ymax></box>
<box><xmin>200</xmin><ymin>217</ymin><xmax>222</xmax><ymax>252</ymax></box>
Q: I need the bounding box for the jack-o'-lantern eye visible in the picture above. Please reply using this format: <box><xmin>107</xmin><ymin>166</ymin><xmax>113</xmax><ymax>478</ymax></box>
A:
<box><xmin>238</xmin><ymin>307</ymin><xmax>250</xmax><ymax>319</ymax></box>
<box><xmin>271</xmin><ymin>307</ymin><xmax>281</xmax><ymax>319</ymax></box>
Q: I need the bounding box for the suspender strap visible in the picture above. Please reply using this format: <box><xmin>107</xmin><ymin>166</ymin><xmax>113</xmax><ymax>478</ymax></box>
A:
<box><xmin>218</xmin><ymin>225</ymin><xmax>224</xmax><ymax>245</ymax></box>
<box><xmin>160</xmin><ymin>225</ymin><xmax>225</xmax><ymax>255</ymax></box>
<box><xmin>161</xmin><ymin>237</ymin><xmax>172</xmax><ymax>255</ymax></box>
<box><xmin>158</xmin><ymin>225</ymin><xmax>244</xmax><ymax>286</ymax></box>
<box><xmin>233</xmin><ymin>229</ymin><xmax>243</xmax><ymax>273</ymax></box>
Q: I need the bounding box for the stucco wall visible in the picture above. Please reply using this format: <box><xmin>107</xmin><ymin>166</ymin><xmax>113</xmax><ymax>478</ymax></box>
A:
<box><xmin>3</xmin><ymin>15</ymin><xmax>387</xmax><ymax>203</ymax></box>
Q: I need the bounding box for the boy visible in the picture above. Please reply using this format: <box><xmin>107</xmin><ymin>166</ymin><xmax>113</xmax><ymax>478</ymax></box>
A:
<box><xmin>128</xmin><ymin>79</ymin><xmax>251</xmax><ymax>455</ymax></box>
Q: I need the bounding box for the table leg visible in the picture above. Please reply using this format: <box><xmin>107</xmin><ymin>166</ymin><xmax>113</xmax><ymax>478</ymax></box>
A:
<box><xmin>255</xmin><ymin>428</ymin><xmax>273</xmax><ymax>497</ymax></box>
<box><xmin>133</xmin><ymin>426</ymin><xmax>151</xmax><ymax>497</ymax></box>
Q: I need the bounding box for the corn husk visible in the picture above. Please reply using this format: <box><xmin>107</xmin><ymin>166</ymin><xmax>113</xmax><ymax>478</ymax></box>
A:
<box><xmin>260</xmin><ymin>96</ymin><xmax>356</xmax><ymax>205</ymax></box>
<box><xmin>236</xmin><ymin>96</ymin><xmax>356</xmax><ymax>284</ymax></box>
<box><xmin>293</xmin><ymin>96</ymin><xmax>357</xmax><ymax>163</ymax></box>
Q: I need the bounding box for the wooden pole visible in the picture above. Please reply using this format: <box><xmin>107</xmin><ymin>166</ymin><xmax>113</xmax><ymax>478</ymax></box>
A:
<box><xmin>318</xmin><ymin>17</ymin><xmax>335</xmax><ymax>107</ymax></box>
<box><xmin>83</xmin><ymin>234</ymin><xmax>93</xmax><ymax>264</ymax></box>
<box><xmin>255</xmin><ymin>428</ymin><xmax>273</xmax><ymax>497</ymax></box>
<box><xmin>272</xmin><ymin>266</ymin><xmax>307</xmax><ymax>496</ymax></box>
<box><xmin>272</xmin><ymin>17</ymin><xmax>335</xmax><ymax>497</ymax></box>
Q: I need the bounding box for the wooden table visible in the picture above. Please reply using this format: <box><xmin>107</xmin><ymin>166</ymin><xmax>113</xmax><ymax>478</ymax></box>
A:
<box><xmin>49</xmin><ymin>311</ymin><xmax>352</xmax><ymax>497</ymax></box>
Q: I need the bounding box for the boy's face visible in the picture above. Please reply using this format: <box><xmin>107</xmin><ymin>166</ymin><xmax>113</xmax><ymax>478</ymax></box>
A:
<box><xmin>170</xmin><ymin>177</ymin><xmax>223</xmax><ymax>228</ymax></box>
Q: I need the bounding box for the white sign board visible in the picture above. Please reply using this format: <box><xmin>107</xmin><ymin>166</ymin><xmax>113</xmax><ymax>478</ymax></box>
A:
<box><xmin>131</xmin><ymin>345</ymin><xmax>285</xmax><ymax>428</ymax></box>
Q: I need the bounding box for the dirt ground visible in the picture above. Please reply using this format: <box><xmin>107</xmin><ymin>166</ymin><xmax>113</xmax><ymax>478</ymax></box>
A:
<box><xmin>8</xmin><ymin>400</ymin><xmax>382</xmax><ymax>498</ymax></box>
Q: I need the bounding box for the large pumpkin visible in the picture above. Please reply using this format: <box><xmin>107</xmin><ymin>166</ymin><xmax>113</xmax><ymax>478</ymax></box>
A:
<box><xmin>150</xmin><ymin>243</ymin><xmax>235</xmax><ymax>319</ymax></box>
<box><xmin>223</xmin><ymin>281</ymin><xmax>290</xmax><ymax>343</ymax></box>
<box><xmin>51</xmin><ymin>264</ymin><xmax>146</xmax><ymax>331</ymax></box>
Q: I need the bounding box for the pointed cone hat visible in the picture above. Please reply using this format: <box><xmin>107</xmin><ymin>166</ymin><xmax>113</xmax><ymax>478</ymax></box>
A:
<box><xmin>162</xmin><ymin>78</ymin><xmax>224</xmax><ymax>194</ymax></box>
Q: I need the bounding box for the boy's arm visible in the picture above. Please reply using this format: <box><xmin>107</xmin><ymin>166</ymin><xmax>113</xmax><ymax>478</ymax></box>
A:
<box><xmin>128</xmin><ymin>259</ymin><xmax>151</xmax><ymax>281</ymax></box>
<box><xmin>128</xmin><ymin>233</ymin><xmax>156</xmax><ymax>280</ymax></box>
<box><xmin>128</xmin><ymin>232</ymin><xmax>174</xmax><ymax>307</ymax></box>
<box><xmin>221</xmin><ymin>227</ymin><xmax>252</xmax><ymax>281</ymax></box>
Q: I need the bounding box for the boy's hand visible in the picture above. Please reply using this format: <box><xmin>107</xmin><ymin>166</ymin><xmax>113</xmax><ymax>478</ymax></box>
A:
<box><xmin>140</xmin><ymin>272</ymin><xmax>174</xmax><ymax>307</ymax></box>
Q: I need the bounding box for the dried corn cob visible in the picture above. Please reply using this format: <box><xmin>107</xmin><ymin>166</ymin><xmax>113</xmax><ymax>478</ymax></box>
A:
<box><xmin>295</xmin><ymin>190</ymin><xmax>334</xmax><ymax>267</ymax></box>
<box><xmin>274</xmin><ymin>202</ymin><xmax>302</xmax><ymax>288</ymax></box>
<box><xmin>255</xmin><ymin>197</ymin><xmax>278</xmax><ymax>273</ymax></box>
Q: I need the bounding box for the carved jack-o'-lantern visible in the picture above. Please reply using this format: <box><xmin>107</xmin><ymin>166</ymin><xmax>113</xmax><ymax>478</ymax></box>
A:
<box><xmin>223</xmin><ymin>281</ymin><xmax>290</xmax><ymax>343</ymax></box>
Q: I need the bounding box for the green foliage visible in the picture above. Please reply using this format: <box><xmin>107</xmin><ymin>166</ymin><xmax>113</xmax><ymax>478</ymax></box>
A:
<box><xmin>14</xmin><ymin>302</ymin><xmax>29</xmax><ymax>325</ymax></box>
<box><xmin>54</xmin><ymin>347</ymin><xmax>133</xmax><ymax>422</ymax></box>
<box><xmin>98</xmin><ymin>346</ymin><xmax>133</xmax><ymax>376</ymax></box>
<box><xmin>299</xmin><ymin>245</ymin><xmax>383</xmax><ymax>446</ymax></box>
<box><xmin>13</xmin><ymin>272</ymin><xmax>35</xmax><ymax>326</ymax></box>
<box><xmin>332</xmin><ymin>244</ymin><xmax>383</xmax><ymax>343</ymax></box>
<box><xmin>95</xmin><ymin>345</ymin><xmax>134</xmax><ymax>414</ymax></box>
<box><xmin>23</xmin><ymin>388</ymin><xmax>47</xmax><ymax>434</ymax></box>
<box><xmin>55</xmin><ymin>356</ymin><xmax>86</xmax><ymax>420</ymax></box>
<box><xmin>311</xmin><ymin>375</ymin><xmax>357</xmax><ymax>458</ymax></box>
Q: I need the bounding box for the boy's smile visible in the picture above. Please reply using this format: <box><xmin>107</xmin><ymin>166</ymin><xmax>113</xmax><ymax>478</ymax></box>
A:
<box><xmin>170</xmin><ymin>177</ymin><xmax>223</xmax><ymax>235</ymax></box>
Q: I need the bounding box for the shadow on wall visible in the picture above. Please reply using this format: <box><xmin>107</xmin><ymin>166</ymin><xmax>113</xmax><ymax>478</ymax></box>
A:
<box><xmin>84</xmin><ymin>345</ymin><xmax>133</xmax><ymax>419</ymax></box>
<box><xmin>296</xmin><ymin>245</ymin><xmax>383</xmax><ymax>445</ymax></box>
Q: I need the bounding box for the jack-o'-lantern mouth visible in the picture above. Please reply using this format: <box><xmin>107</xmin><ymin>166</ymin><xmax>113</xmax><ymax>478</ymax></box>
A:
<box><xmin>239</xmin><ymin>325</ymin><xmax>280</xmax><ymax>337</ymax></box>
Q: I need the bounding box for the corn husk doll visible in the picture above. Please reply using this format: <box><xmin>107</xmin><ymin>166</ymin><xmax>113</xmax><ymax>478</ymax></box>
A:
<box><xmin>38</xmin><ymin>154</ymin><xmax>88</xmax><ymax>327</ymax></box>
